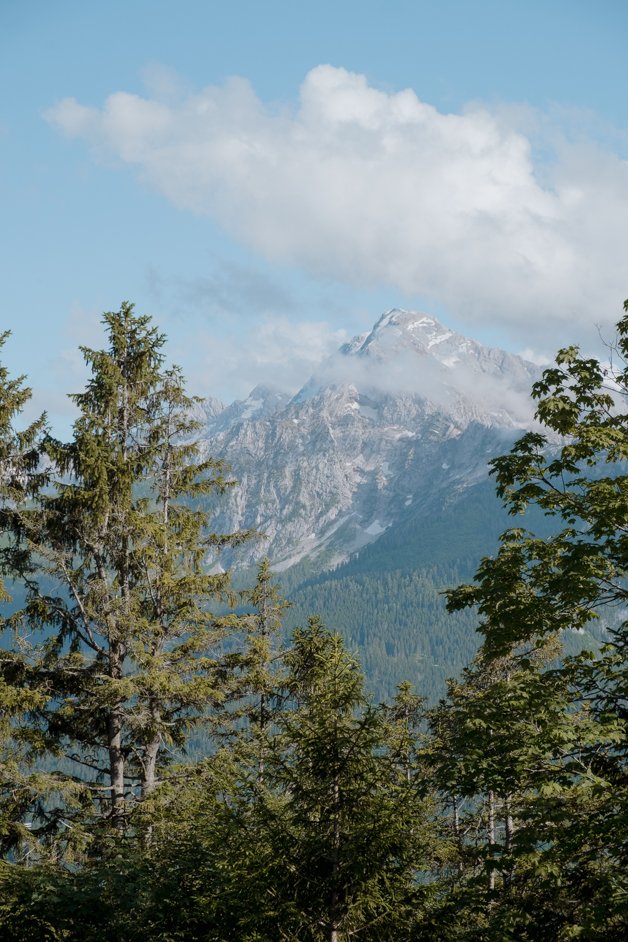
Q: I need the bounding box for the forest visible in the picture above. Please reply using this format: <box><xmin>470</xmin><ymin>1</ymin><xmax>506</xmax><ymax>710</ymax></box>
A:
<box><xmin>1</xmin><ymin>302</ymin><xmax>627</xmax><ymax>941</ymax></box>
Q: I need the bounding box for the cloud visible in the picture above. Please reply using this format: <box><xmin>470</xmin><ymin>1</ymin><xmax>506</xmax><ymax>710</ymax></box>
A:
<box><xmin>143</xmin><ymin>260</ymin><xmax>334</xmax><ymax>400</ymax></box>
<box><xmin>46</xmin><ymin>65</ymin><xmax>628</xmax><ymax>351</ymax></box>
<box><xmin>307</xmin><ymin>341</ymin><xmax>538</xmax><ymax>428</ymax></box>
<box><xmin>188</xmin><ymin>316</ymin><xmax>348</xmax><ymax>402</ymax></box>
<box><xmin>166</xmin><ymin>261</ymin><xmax>298</xmax><ymax>319</ymax></box>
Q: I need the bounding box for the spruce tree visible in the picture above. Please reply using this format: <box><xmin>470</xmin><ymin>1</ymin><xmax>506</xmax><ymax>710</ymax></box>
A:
<box><xmin>262</xmin><ymin>618</ymin><xmax>434</xmax><ymax>941</ymax></box>
<box><xmin>8</xmin><ymin>304</ymin><xmax>248</xmax><ymax>840</ymax></box>
<box><xmin>0</xmin><ymin>332</ymin><xmax>58</xmax><ymax>859</ymax></box>
<box><xmin>239</xmin><ymin>558</ymin><xmax>290</xmax><ymax>782</ymax></box>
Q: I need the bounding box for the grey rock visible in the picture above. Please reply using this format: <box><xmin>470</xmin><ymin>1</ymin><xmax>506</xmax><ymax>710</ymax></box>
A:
<box><xmin>198</xmin><ymin>310</ymin><xmax>539</xmax><ymax>572</ymax></box>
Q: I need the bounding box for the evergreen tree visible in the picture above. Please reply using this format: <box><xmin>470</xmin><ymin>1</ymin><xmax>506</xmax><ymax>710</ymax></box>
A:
<box><xmin>259</xmin><ymin>618</ymin><xmax>434</xmax><ymax>941</ymax></box>
<box><xmin>0</xmin><ymin>332</ymin><xmax>62</xmax><ymax>860</ymax></box>
<box><xmin>120</xmin><ymin>621</ymin><xmax>436</xmax><ymax>942</ymax></box>
<box><xmin>0</xmin><ymin>330</ymin><xmax>46</xmax><ymax>602</ymax></box>
<box><xmin>7</xmin><ymin>304</ymin><xmax>248</xmax><ymax>841</ymax></box>
<box><xmin>239</xmin><ymin>558</ymin><xmax>290</xmax><ymax>781</ymax></box>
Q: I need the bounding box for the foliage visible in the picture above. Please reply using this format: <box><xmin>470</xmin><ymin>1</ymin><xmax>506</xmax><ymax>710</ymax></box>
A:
<box><xmin>3</xmin><ymin>300</ymin><xmax>628</xmax><ymax>940</ymax></box>
<box><xmin>0</xmin><ymin>332</ymin><xmax>71</xmax><ymax>860</ymax></box>
<box><xmin>2</xmin><ymin>305</ymin><xmax>249</xmax><ymax>848</ymax></box>
<box><xmin>435</xmin><ymin>300</ymin><xmax>628</xmax><ymax>938</ymax></box>
<box><xmin>258</xmin><ymin>619</ymin><xmax>435</xmax><ymax>940</ymax></box>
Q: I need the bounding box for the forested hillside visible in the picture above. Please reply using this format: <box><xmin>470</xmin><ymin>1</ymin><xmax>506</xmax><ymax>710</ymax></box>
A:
<box><xmin>285</xmin><ymin>478</ymin><xmax>602</xmax><ymax>702</ymax></box>
<box><xmin>1</xmin><ymin>304</ymin><xmax>627</xmax><ymax>941</ymax></box>
<box><xmin>284</xmin><ymin>479</ymin><xmax>521</xmax><ymax>701</ymax></box>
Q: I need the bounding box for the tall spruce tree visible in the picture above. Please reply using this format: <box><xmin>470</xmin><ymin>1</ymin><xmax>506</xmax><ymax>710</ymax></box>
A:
<box><xmin>0</xmin><ymin>331</ymin><xmax>46</xmax><ymax>602</ymax></box>
<box><xmin>8</xmin><ymin>304</ymin><xmax>248</xmax><ymax>839</ymax></box>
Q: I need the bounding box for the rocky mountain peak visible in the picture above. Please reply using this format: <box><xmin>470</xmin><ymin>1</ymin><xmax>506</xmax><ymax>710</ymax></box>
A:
<box><xmin>358</xmin><ymin>308</ymin><xmax>451</xmax><ymax>353</ymax></box>
<box><xmin>199</xmin><ymin>309</ymin><xmax>541</xmax><ymax>572</ymax></box>
<box><xmin>340</xmin><ymin>308</ymin><xmax>445</xmax><ymax>356</ymax></box>
<box><xmin>345</xmin><ymin>308</ymin><xmax>522</xmax><ymax>376</ymax></box>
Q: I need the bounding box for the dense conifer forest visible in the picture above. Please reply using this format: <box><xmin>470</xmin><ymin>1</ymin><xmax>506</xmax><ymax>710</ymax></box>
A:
<box><xmin>1</xmin><ymin>303</ymin><xmax>627</xmax><ymax>940</ymax></box>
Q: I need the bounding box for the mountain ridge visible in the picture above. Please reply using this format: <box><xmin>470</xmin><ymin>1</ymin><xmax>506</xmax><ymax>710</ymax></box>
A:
<box><xmin>197</xmin><ymin>309</ymin><xmax>540</xmax><ymax>573</ymax></box>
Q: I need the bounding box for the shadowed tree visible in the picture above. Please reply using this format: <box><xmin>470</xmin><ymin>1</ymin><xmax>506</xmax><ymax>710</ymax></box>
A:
<box><xmin>438</xmin><ymin>300</ymin><xmax>628</xmax><ymax>939</ymax></box>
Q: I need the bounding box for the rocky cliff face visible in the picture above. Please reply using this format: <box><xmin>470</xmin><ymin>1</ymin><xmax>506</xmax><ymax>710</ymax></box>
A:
<box><xmin>198</xmin><ymin>310</ymin><xmax>539</xmax><ymax>571</ymax></box>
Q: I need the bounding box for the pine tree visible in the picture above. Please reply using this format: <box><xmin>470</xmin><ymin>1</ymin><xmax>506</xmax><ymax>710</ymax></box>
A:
<box><xmin>0</xmin><ymin>330</ymin><xmax>45</xmax><ymax>602</ymax></box>
<box><xmin>239</xmin><ymin>558</ymin><xmax>290</xmax><ymax>782</ymax></box>
<box><xmin>132</xmin><ymin>620</ymin><xmax>436</xmax><ymax>942</ymax></box>
<box><xmin>0</xmin><ymin>332</ymin><xmax>60</xmax><ymax>859</ymax></box>
<box><xmin>8</xmin><ymin>304</ymin><xmax>249</xmax><ymax>840</ymax></box>
<box><xmin>262</xmin><ymin>618</ymin><xmax>434</xmax><ymax>941</ymax></box>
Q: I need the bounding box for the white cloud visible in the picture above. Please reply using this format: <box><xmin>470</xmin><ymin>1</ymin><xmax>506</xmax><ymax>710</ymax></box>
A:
<box><xmin>306</xmin><ymin>343</ymin><xmax>538</xmax><ymax>428</ymax></box>
<box><xmin>46</xmin><ymin>65</ymin><xmax>628</xmax><ymax>351</ymax></box>
<box><xmin>518</xmin><ymin>347</ymin><xmax>553</xmax><ymax>367</ymax></box>
<box><xmin>190</xmin><ymin>316</ymin><xmax>348</xmax><ymax>401</ymax></box>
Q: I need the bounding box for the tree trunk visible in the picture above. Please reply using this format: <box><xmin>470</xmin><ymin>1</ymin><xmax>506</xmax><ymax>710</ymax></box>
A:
<box><xmin>106</xmin><ymin>637</ymin><xmax>126</xmax><ymax>828</ymax></box>
<box><xmin>504</xmin><ymin>794</ymin><xmax>514</xmax><ymax>888</ymax></box>
<box><xmin>142</xmin><ymin>736</ymin><xmax>160</xmax><ymax>798</ymax></box>
<box><xmin>487</xmin><ymin>790</ymin><xmax>496</xmax><ymax>893</ymax></box>
<box><xmin>453</xmin><ymin>794</ymin><xmax>464</xmax><ymax>876</ymax></box>
<box><xmin>107</xmin><ymin>719</ymin><xmax>125</xmax><ymax>827</ymax></box>
<box><xmin>329</xmin><ymin>772</ymin><xmax>342</xmax><ymax>942</ymax></box>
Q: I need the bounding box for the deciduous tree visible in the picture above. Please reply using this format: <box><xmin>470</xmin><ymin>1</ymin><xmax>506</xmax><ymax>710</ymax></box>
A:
<box><xmin>440</xmin><ymin>300</ymin><xmax>628</xmax><ymax>938</ymax></box>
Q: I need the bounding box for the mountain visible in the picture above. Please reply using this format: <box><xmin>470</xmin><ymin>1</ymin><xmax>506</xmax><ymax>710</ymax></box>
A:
<box><xmin>189</xmin><ymin>309</ymin><xmax>572</xmax><ymax>701</ymax></box>
<box><xmin>199</xmin><ymin>309</ymin><xmax>539</xmax><ymax>573</ymax></box>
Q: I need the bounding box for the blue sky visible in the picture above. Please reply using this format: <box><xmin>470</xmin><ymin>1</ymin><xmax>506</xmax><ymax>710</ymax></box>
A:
<box><xmin>2</xmin><ymin>0</ymin><xmax>628</xmax><ymax>433</ymax></box>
